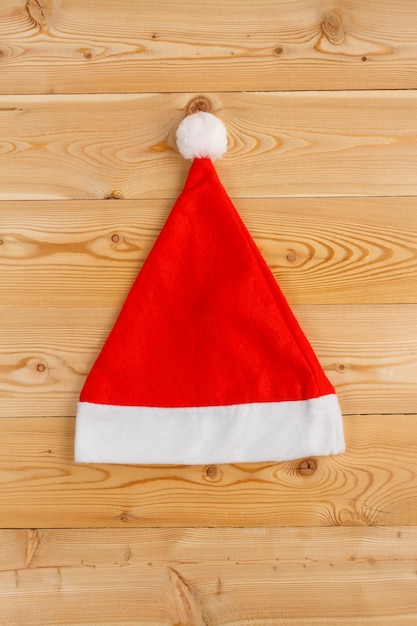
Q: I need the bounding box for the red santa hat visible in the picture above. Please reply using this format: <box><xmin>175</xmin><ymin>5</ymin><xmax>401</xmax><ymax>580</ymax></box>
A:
<box><xmin>75</xmin><ymin>110</ymin><xmax>345</xmax><ymax>465</ymax></box>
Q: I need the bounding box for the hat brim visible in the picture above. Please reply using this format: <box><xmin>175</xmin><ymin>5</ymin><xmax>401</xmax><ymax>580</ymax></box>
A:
<box><xmin>75</xmin><ymin>394</ymin><xmax>344</xmax><ymax>465</ymax></box>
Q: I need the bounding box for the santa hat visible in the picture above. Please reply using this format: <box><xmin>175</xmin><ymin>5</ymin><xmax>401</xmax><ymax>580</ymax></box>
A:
<box><xmin>75</xmin><ymin>110</ymin><xmax>345</xmax><ymax>465</ymax></box>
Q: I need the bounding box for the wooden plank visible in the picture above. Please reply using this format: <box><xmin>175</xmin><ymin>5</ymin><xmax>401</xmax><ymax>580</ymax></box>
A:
<box><xmin>2</xmin><ymin>525</ymin><xmax>416</xmax><ymax>570</ymax></box>
<box><xmin>0</xmin><ymin>414</ymin><xmax>416</xmax><ymax>528</ymax></box>
<box><xmin>2</xmin><ymin>0</ymin><xmax>417</xmax><ymax>94</ymax></box>
<box><xmin>1</xmin><ymin>91</ymin><xmax>417</xmax><ymax>199</ymax></box>
<box><xmin>1</xmin><ymin>304</ymin><xmax>416</xmax><ymax>418</ymax></box>
<box><xmin>1</xmin><ymin>197</ymin><xmax>416</xmax><ymax>306</ymax></box>
<box><xmin>0</xmin><ymin>527</ymin><xmax>416</xmax><ymax>625</ymax></box>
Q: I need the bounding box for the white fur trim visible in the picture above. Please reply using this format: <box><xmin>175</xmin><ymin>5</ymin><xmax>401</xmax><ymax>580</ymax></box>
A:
<box><xmin>75</xmin><ymin>395</ymin><xmax>344</xmax><ymax>465</ymax></box>
<box><xmin>176</xmin><ymin>111</ymin><xmax>228</xmax><ymax>160</ymax></box>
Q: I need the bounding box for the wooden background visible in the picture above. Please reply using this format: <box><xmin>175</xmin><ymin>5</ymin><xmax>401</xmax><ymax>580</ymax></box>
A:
<box><xmin>1</xmin><ymin>0</ymin><xmax>417</xmax><ymax>623</ymax></box>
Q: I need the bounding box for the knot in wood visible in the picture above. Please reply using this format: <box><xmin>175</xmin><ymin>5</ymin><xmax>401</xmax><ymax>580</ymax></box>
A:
<box><xmin>185</xmin><ymin>96</ymin><xmax>212</xmax><ymax>116</ymax></box>
<box><xmin>322</xmin><ymin>13</ymin><xmax>345</xmax><ymax>45</ymax></box>
<box><xmin>205</xmin><ymin>465</ymin><xmax>219</xmax><ymax>479</ymax></box>
<box><xmin>104</xmin><ymin>192</ymin><xmax>121</xmax><ymax>200</ymax></box>
<box><xmin>297</xmin><ymin>458</ymin><xmax>317</xmax><ymax>476</ymax></box>
<box><xmin>119</xmin><ymin>511</ymin><xmax>138</xmax><ymax>523</ymax></box>
<box><xmin>26</xmin><ymin>0</ymin><xmax>51</xmax><ymax>28</ymax></box>
<box><xmin>203</xmin><ymin>464</ymin><xmax>223</xmax><ymax>482</ymax></box>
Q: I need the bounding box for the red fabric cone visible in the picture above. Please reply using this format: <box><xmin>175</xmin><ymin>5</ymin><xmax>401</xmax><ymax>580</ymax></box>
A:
<box><xmin>75</xmin><ymin>158</ymin><xmax>344</xmax><ymax>464</ymax></box>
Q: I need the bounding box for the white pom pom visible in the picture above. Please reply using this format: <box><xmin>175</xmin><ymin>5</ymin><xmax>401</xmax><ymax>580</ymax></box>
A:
<box><xmin>176</xmin><ymin>111</ymin><xmax>228</xmax><ymax>160</ymax></box>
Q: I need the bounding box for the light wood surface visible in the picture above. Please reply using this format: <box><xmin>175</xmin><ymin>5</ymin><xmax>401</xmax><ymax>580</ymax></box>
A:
<box><xmin>1</xmin><ymin>197</ymin><xmax>416</xmax><ymax>306</ymax></box>
<box><xmin>0</xmin><ymin>415</ymin><xmax>416</xmax><ymax>528</ymax></box>
<box><xmin>1</xmin><ymin>527</ymin><xmax>416</xmax><ymax>625</ymax></box>
<box><xmin>2</xmin><ymin>0</ymin><xmax>417</xmax><ymax>93</ymax></box>
<box><xmin>1</xmin><ymin>0</ymin><xmax>416</xmax><ymax>623</ymax></box>
<box><xmin>1</xmin><ymin>304</ymin><xmax>416</xmax><ymax>418</ymax></box>
<box><xmin>1</xmin><ymin>91</ymin><xmax>417</xmax><ymax>199</ymax></box>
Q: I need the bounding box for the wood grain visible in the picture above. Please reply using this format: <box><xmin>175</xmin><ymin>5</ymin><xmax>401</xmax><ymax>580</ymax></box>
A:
<box><xmin>1</xmin><ymin>0</ymin><xmax>417</xmax><ymax>622</ymax></box>
<box><xmin>1</xmin><ymin>0</ymin><xmax>417</xmax><ymax>93</ymax></box>
<box><xmin>1</xmin><ymin>197</ymin><xmax>416</xmax><ymax>307</ymax></box>
<box><xmin>1</xmin><ymin>91</ymin><xmax>417</xmax><ymax>199</ymax></box>
<box><xmin>0</xmin><ymin>414</ymin><xmax>416</xmax><ymax>528</ymax></box>
<box><xmin>0</xmin><ymin>527</ymin><xmax>416</xmax><ymax>625</ymax></box>
<box><xmin>1</xmin><ymin>304</ymin><xmax>416</xmax><ymax>418</ymax></box>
